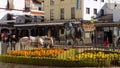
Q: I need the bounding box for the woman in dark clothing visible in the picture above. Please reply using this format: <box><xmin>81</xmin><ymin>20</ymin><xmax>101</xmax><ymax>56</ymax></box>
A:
<box><xmin>10</xmin><ymin>35</ymin><xmax>17</xmax><ymax>50</ymax></box>
<box><xmin>91</xmin><ymin>33</ymin><xmax>94</xmax><ymax>44</ymax></box>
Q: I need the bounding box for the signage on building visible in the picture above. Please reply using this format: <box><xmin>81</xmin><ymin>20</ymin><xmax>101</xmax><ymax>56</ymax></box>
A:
<box><xmin>82</xmin><ymin>23</ymin><xmax>95</xmax><ymax>32</ymax></box>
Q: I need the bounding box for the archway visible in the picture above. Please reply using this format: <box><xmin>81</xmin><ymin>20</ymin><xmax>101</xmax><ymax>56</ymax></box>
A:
<box><xmin>1</xmin><ymin>28</ymin><xmax>9</xmax><ymax>33</ymax></box>
<box><xmin>20</xmin><ymin>29</ymin><xmax>29</xmax><ymax>37</ymax></box>
<box><xmin>31</xmin><ymin>28</ymin><xmax>37</xmax><ymax>36</ymax></box>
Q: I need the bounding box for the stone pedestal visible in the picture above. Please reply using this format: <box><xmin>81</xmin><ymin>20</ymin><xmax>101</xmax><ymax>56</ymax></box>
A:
<box><xmin>0</xmin><ymin>42</ymin><xmax>8</xmax><ymax>54</ymax></box>
<box><xmin>0</xmin><ymin>42</ymin><xmax>1</xmax><ymax>54</ymax></box>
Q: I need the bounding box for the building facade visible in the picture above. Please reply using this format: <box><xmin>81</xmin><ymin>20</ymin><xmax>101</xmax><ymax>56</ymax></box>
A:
<box><xmin>43</xmin><ymin>0</ymin><xmax>108</xmax><ymax>44</ymax></box>
<box><xmin>44</xmin><ymin>0</ymin><xmax>107</xmax><ymax>21</ymax></box>
<box><xmin>0</xmin><ymin>0</ymin><xmax>44</xmax><ymax>23</ymax></box>
<box><xmin>0</xmin><ymin>0</ymin><xmax>44</xmax><ymax>37</ymax></box>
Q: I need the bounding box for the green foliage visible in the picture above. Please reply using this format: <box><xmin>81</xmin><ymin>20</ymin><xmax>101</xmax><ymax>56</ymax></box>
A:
<box><xmin>70</xmin><ymin>58</ymin><xmax>111</xmax><ymax>67</ymax></box>
<box><xmin>0</xmin><ymin>55</ymin><xmax>111</xmax><ymax>67</ymax></box>
<box><xmin>57</xmin><ymin>48</ymin><xmax>77</xmax><ymax>59</ymax></box>
<box><xmin>0</xmin><ymin>49</ymin><xmax>120</xmax><ymax>67</ymax></box>
<box><xmin>0</xmin><ymin>55</ymin><xmax>82</xmax><ymax>67</ymax></box>
<box><xmin>83</xmin><ymin>50</ymin><xmax>120</xmax><ymax>54</ymax></box>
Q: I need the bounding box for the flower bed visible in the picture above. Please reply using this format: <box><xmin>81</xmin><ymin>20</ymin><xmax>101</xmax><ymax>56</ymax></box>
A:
<box><xmin>7</xmin><ymin>48</ymin><xmax>65</xmax><ymax>58</ymax></box>
<box><xmin>67</xmin><ymin>50</ymin><xmax>120</xmax><ymax>66</ymax></box>
<box><xmin>1</xmin><ymin>49</ymin><xmax>120</xmax><ymax>67</ymax></box>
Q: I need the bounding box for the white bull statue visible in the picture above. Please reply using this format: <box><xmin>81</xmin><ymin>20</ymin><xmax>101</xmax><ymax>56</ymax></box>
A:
<box><xmin>19</xmin><ymin>36</ymin><xmax>54</xmax><ymax>50</ymax></box>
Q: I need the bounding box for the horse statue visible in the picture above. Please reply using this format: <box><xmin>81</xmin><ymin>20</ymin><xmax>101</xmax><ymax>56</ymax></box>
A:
<box><xmin>19</xmin><ymin>36</ymin><xmax>54</xmax><ymax>50</ymax></box>
<box><xmin>64</xmin><ymin>22</ymin><xmax>84</xmax><ymax>46</ymax></box>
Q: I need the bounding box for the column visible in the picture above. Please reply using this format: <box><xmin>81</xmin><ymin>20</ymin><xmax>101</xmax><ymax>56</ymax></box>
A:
<box><xmin>48</xmin><ymin>29</ymin><xmax>51</xmax><ymax>37</ymax></box>
<box><xmin>28</xmin><ymin>29</ymin><xmax>31</xmax><ymax>50</ymax></box>
<box><xmin>114</xmin><ymin>27</ymin><xmax>118</xmax><ymax>36</ymax></box>
<box><xmin>28</xmin><ymin>29</ymin><xmax>31</xmax><ymax>37</ymax></box>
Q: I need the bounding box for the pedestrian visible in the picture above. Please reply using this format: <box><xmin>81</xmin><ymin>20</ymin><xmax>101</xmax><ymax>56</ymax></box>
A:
<box><xmin>91</xmin><ymin>33</ymin><xmax>94</xmax><ymax>44</ymax></box>
<box><xmin>10</xmin><ymin>35</ymin><xmax>17</xmax><ymax>50</ymax></box>
<box><xmin>1</xmin><ymin>32</ymin><xmax>8</xmax><ymax>43</ymax></box>
<box><xmin>113</xmin><ymin>35</ymin><xmax>118</xmax><ymax>47</ymax></box>
<box><xmin>104</xmin><ymin>37</ymin><xmax>109</xmax><ymax>48</ymax></box>
<box><xmin>117</xmin><ymin>36</ymin><xmax>120</xmax><ymax>47</ymax></box>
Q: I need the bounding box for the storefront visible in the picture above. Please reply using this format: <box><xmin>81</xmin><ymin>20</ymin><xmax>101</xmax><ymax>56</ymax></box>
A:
<box><xmin>95</xmin><ymin>23</ymin><xmax>119</xmax><ymax>45</ymax></box>
<box><xmin>81</xmin><ymin>23</ymin><xmax>96</xmax><ymax>44</ymax></box>
<box><xmin>81</xmin><ymin>22</ymin><xmax>119</xmax><ymax>45</ymax></box>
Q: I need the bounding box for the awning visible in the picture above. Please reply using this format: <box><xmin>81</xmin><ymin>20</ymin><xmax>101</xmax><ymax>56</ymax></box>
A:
<box><xmin>30</xmin><ymin>11</ymin><xmax>44</xmax><ymax>16</ymax></box>
<box><xmin>14</xmin><ymin>22</ymin><xmax>80</xmax><ymax>27</ymax></box>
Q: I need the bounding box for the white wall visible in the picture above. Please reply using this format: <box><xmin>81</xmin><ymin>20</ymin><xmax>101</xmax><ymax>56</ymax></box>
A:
<box><xmin>113</xmin><ymin>9</ymin><xmax>120</xmax><ymax>22</ymax></box>
<box><xmin>0</xmin><ymin>0</ymin><xmax>8</xmax><ymax>24</ymax></box>
<box><xmin>106</xmin><ymin>0</ymin><xmax>120</xmax><ymax>13</ymax></box>
<box><xmin>11</xmin><ymin>0</ymin><xmax>27</xmax><ymax>15</ymax></box>
<box><xmin>0</xmin><ymin>0</ymin><xmax>27</xmax><ymax>23</ymax></box>
<box><xmin>0</xmin><ymin>10</ymin><xmax>8</xmax><ymax>24</ymax></box>
<box><xmin>106</xmin><ymin>1</ymin><xmax>120</xmax><ymax>22</ymax></box>
<box><xmin>82</xmin><ymin>0</ymin><xmax>107</xmax><ymax>20</ymax></box>
<box><xmin>13</xmin><ymin>0</ymin><xmax>25</xmax><ymax>10</ymax></box>
<box><xmin>31</xmin><ymin>1</ymin><xmax>44</xmax><ymax>11</ymax></box>
<box><xmin>0</xmin><ymin>0</ymin><xmax>7</xmax><ymax>8</ymax></box>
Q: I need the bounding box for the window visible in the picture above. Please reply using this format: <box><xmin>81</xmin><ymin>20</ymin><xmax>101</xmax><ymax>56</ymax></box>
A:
<box><xmin>85</xmin><ymin>32</ymin><xmax>90</xmax><ymax>38</ymax></box>
<box><xmin>86</xmin><ymin>8</ymin><xmax>90</xmax><ymax>14</ymax></box>
<box><xmin>38</xmin><ymin>7</ymin><xmax>41</xmax><ymax>11</ymax></box>
<box><xmin>76</xmin><ymin>0</ymin><xmax>80</xmax><ymax>9</ymax></box>
<box><xmin>7</xmin><ymin>13</ymin><xmax>13</xmax><ymax>20</ymax></box>
<box><xmin>61</xmin><ymin>29</ymin><xmax>64</xmax><ymax>34</ymax></box>
<box><xmin>50</xmin><ymin>0</ymin><xmax>54</xmax><ymax>5</ymax></box>
<box><xmin>60</xmin><ymin>8</ymin><xmax>64</xmax><ymax>19</ymax></box>
<box><xmin>94</xmin><ymin>8</ymin><xmax>97</xmax><ymax>14</ymax></box>
<box><xmin>50</xmin><ymin>9</ymin><xmax>54</xmax><ymax>20</ymax></box>
<box><xmin>6</xmin><ymin>0</ymin><xmax>14</xmax><ymax>10</ymax></box>
<box><xmin>101</xmin><ymin>0</ymin><xmax>104</xmax><ymax>2</ymax></box>
<box><xmin>101</xmin><ymin>9</ymin><xmax>104</xmax><ymax>16</ymax></box>
<box><xmin>71</xmin><ymin>7</ymin><xmax>75</xmax><ymax>19</ymax></box>
<box><xmin>25</xmin><ymin>0</ymin><xmax>30</xmax><ymax>11</ymax></box>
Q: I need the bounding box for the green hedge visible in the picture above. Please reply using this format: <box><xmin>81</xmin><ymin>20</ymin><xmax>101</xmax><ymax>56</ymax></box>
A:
<box><xmin>0</xmin><ymin>55</ymin><xmax>111</xmax><ymax>67</ymax></box>
<box><xmin>1</xmin><ymin>50</ymin><xmax>120</xmax><ymax>67</ymax></box>
<box><xmin>83</xmin><ymin>50</ymin><xmax>120</xmax><ymax>54</ymax></box>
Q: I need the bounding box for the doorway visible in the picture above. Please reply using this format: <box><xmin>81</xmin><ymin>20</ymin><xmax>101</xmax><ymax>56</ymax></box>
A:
<box><xmin>104</xmin><ymin>30</ymin><xmax>113</xmax><ymax>44</ymax></box>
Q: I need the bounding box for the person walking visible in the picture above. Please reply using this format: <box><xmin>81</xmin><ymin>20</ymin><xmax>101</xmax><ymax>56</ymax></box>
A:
<box><xmin>10</xmin><ymin>35</ymin><xmax>17</xmax><ymax>50</ymax></box>
<box><xmin>1</xmin><ymin>32</ymin><xmax>8</xmax><ymax>43</ymax></box>
<box><xmin>113</xmin><ymin>35</ymin><xmax>118</xmax><ymax>47</ymax></box>
<box><xmin>91</xmin><ymin>33</ymin><xmax>94</xmax><ymax>45</ymax></box>
<box><xmin>104</xmin><ymin>37</ymin><xmax>109</xmax><ymax>49</ymax></box>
